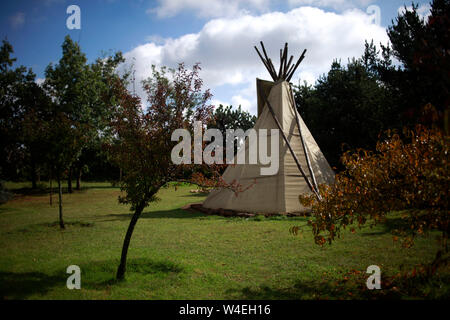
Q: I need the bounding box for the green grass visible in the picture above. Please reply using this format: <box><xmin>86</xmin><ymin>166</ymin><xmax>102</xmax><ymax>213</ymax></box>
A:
<box><xmin>0</xmin><ymin>182</ymin><xmax>448</xmax><ymax>300</ymax></box>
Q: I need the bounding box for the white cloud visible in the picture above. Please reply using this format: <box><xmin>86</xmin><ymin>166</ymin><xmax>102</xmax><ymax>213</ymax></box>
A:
<box><xmin>298</xmin><ymin>71</ymin><xmax>316</xmax><ymax>85</ymax></box>
<box><xmin>149</xmin><ymin>0</ymin><xmax>270</xmax><ymax>18</ymax></box>
<box><xmin>211</xmin><ymin>98</ymin><xmax>230</xmax><ymax>108</ymax></box>
<box><xmin>9</xmin><ymin>12</ymin><xmax>25</xmax><ymax>29</ymax></box>
<box><xmin>288</xmin><ymin>0</ymin><xmax>375</xmax><ymax>11</ymax></box>
<box><xmin>231</xmin><ymin>95</ymin><xmax>255</xmax><ymax>113</ymax></box>
<box><xmin>124</xmin><ymin>6</ymin><xmax>388</xmax><ymax>115</ymax></box>
<box><xmin>398</xmin><ymin>3</ymin><xmax>431</xmax><ymax>22</ymax></box>
<box><xmin>145</xmin><ymin>34</ymin><xmax>167</xmax><ymax>45</ymax></box>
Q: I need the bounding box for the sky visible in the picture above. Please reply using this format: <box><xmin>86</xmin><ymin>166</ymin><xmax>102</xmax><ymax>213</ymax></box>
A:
<box><xmin>1</xmin><ymin>0</ymin><xmax>433</xmax><ymax>115</ymax></box>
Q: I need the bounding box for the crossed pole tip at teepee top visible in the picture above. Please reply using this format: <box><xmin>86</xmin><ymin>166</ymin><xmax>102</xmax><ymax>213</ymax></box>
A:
<box><xmin>254</xmin><ymin>41</ymin><xmax>307</xmax><ymax>83</ymax></box>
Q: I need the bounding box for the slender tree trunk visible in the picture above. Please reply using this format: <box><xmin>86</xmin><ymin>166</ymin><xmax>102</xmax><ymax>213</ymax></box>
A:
<box><xmin>119</xmin><ymin>168</ymin><xmax>122</xmax><ymax>182</ymax></box>
<box><xmin>67</xmin><ymin>166</ymin><xmax>73</xmax><ymax>193</ymax></box>
<box><xmin>76</xmin><ymin>167</ymin><xmax>81</xmax><ymax>190</ymax></box>
<box><xmin>57</xmin><ymin>173</ymin><xmax>65</xmax><ymax>229</ymax></box>
<box><xmin>31</xmin><ymin>159</ymin><xmax>37</xmax><ymax>189</ymax></box>
<box><xmin>116</xmin><ymin>202</ymin><xmax>145</xmax><ymax>280</ymax></box>
<box><xmin>67</xmin><ymin>167</ymin><xmax>73</xmax><ymax>193</ymax></box>
<box><xmin>49</xmin><ymin>169</ymin><xmax>53</xmax><ymax>206</ymax></box>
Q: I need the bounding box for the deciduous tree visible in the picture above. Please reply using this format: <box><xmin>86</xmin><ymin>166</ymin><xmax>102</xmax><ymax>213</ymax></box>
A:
<box><xmin>295</xmin><ymin>107</ymin><xmax>449</xmax><ymax>270</ymax></box>
<box><xmin>110</xmin><ymin>63</ymin><xmax>215</xmax><ymax>280</ymax></box>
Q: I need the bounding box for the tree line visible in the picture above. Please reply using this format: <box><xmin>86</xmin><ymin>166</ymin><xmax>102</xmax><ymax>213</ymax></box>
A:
<box><xmin>0</xmin><ymin>36</ymin><xmax>255</xmax><ymax>278</ymax></box>
<box><xmin>0</xmin><ymin>37</ymin><xmax>256</xmax><ymax>191</ymax></box>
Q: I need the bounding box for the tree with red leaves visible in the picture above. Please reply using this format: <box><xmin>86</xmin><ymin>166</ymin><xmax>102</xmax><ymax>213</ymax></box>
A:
<box><xmin>109</xmin><ymin>63</ymin><xmax>242</xmax><ymax>280</ymax></box>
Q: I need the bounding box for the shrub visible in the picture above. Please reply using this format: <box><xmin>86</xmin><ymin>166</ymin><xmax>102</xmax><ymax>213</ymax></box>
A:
<box><xmin>296</xmin><ymin>117</ymin><xmax>449</xmax><ymax>268</ymax></box>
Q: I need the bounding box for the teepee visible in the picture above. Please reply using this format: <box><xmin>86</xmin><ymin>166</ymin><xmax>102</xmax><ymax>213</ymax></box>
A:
<box><xmin>203</xmin><ymin>42</ymin><xmax>334</xmax><ymax>214</ymax></box>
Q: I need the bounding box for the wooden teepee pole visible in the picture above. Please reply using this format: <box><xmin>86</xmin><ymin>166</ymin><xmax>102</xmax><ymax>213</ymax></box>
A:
<box><xmin>255</xmin><ymin>42</ymin><xmax>307</xmax><ymax>82</ymax></box>
<box><xmin>288</xmin><ymin>83</ymin><xmax>320</xmax><ymax>195</ymax></box>
<box><xmin>254</xmin><ymin>47</ymin><xmax>276</xmax><ymax>81</ymax></box>
<box><xmin>286</xmin><ymin>49</ymin><xmax>306</xmax><ymax>82</ymax></box>
<box><xmin>262</xmin><ymin>94</ymin><xmax>321</xmax><ymax>201</ymax></box>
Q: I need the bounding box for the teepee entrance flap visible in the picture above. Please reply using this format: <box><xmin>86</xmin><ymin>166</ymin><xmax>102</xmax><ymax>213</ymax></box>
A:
<box><xmin>256</xmin><ymin>78</ymin><xmax>275</xmax><ymax>117</ymax></box>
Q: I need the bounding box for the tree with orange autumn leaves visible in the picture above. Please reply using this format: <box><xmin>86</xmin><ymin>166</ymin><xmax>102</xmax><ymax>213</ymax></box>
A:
<box><xmin>295</xmin><ymin>106</ymin><xmax>449</xmax><ymax>271</ymax></box>
<box><xmin>293</xmin><ymin>0</ymin><xmax>450</xmax><ymax>275</ymax></box>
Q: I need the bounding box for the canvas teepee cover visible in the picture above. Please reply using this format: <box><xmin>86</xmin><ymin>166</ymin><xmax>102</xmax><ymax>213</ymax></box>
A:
<box><xmin>202</xmin><ymin>43</ymin><xmax>335</xmax><ymax>214</ymax></box>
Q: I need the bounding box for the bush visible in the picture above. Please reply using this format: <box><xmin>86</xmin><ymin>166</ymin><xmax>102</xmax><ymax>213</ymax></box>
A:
<box><xmin>297</xmin><ymin>118</ymin><xmax>449</xmax><ymax>266</ymax></box>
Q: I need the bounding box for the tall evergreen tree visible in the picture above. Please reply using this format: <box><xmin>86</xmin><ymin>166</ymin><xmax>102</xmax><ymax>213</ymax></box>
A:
<box><xmin>384</xmin><ymin>0</ymin><xmax>449</xmax><ymax>125</ymax></box>
<box><xmin>294</xmin><ymin>42</ymin><xmax>395</xmax><ymax>169</ymax></box>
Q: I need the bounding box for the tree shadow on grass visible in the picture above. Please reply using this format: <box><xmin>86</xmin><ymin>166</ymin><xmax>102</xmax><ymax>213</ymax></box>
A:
<box><xmin>8</xmin><ymin>187</ymin><xmax>50</xmax><ymax>197</ymax></box>
<box><xmin>360</xmin><ymin>217</ymin><xmax>411</xmax><ymax>237</ymax></box>
<box><xmin>97</xmin><ymin>208</ymin><xmax>208</xmax><ymax>222</ymax></box>
<box><xmin>0</xmin><ymin>271</ymin><xmax>66</xmax><ymax>300</ymax></box>
<box><xmin>9</xmin><ymin>186</ymin><xmax>75</xmax><ymax>198</ymax></box>
<box><xmin>0</xmin><ymin>207</ymin><xmax>12</xmax><ymax>214</ymax></box>
<box><xmin>228</xmin><ymin>269</ymin><xmax>450</xmax><ymax>300</ymax></box>
<box><xmin>0</xmin><ymin>258</ymin><xmax>184</xmax><ymax>299</ymax></box>
<box><xmin>78</xmin><ymin>185</ymin><xmax>119</xmax><ymax>191</ymax></box>
<box><xmin>141</xmin><ymin>209</ymin><xmax>207</xmax><ymax>219</ymax></box>
<box><xmin>80</xmin><ymin>257</ymin><xmax>184</xmax><ymax>289</ymax></box>
<box><xmin>8</xmin><ymin>184</ymin><xmax>118</xmax><ymax>198</ymax></box>
<box><xmin>226</xmin><ymin>280</ymin><xmax>398</xmax><ymax>300</ymax></box>
<box><xmin>225</xmin><ymin>280</ymin><xmax>347</xmax><ymax>300</ymax></box>
<box><xmin>10</xmin><ymin>221</ymin><xmax>95</xmax><ymax>234</ymax></box>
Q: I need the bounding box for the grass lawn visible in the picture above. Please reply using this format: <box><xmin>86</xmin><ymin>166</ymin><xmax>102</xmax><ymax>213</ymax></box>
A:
<box><xmin>0</xmin><ymin>182</ymin><xmax>448</xmax><ymax>299</ymax></box>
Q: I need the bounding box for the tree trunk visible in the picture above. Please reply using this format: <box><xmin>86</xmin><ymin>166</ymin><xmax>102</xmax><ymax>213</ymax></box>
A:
<box><xmin>76</xmin><ymin>167</ymin><xmax>81</xmax><ymax>190</ymax></box>
<box><xmin>31</xmin><ymin>159</ymin><xmax>37</xmax><ymax>189</ymax></box>
<box><xmin>116</xmin><ymin>202</ymin><xmax>145</xmax><ymax>280</ymax></box>
<box><xmin>57</xmin><ymin>173</ymin><xmax>65</xmax><ymax>229</ymax></box>
<box><xmin>67</xmin><ymin>166</ymin><xmax>73</xmax><ymax>193</ymax></box>
<box><xmin>49</xmin><ymin>169</ymin><xmax>53</xmax><ymax>206</ymax></box>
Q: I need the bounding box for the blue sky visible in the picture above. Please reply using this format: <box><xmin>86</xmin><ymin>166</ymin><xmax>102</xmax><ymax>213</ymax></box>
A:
<box><xmin>1</xmin><ymin>0</ymin><xmax>432</xmax><ymax>114</ymax></box>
